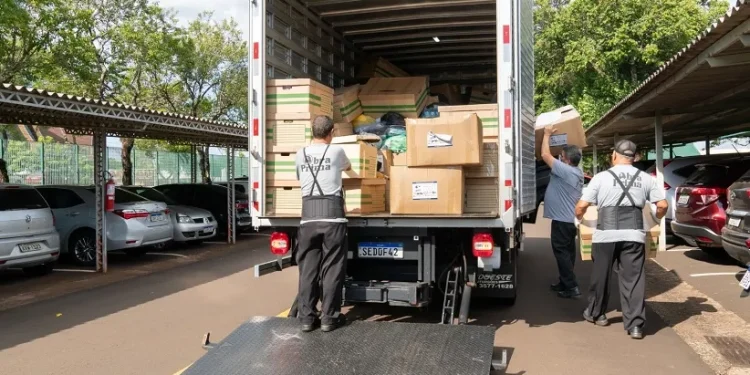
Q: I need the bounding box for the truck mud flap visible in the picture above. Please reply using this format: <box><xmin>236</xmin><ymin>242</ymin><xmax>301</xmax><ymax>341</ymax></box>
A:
<box><xmin>253</xmin><ymin>255</ymin><xmax>293</xmax><ymax>277</ymax></box>
<box><xmin>183</xmin><ymin>316</ymin><xmax>504</xmax><ymax>375</ymax></box>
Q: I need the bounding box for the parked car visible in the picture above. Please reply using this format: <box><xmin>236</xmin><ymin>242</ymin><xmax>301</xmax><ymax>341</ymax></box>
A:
<box><xmin>36</xmin><ymin>186</ymin><xmax>173</xmax><ymax>265</ymax></box>
<box><xmin>0</xmin><ymin>184</ymin><xmax>60</xmax><ymax>275</ymax></box>
<box><xmin>722</xmin><ymin>168</ymin><xmax>750</xmax><ymax>266</ymax></box>
<box><xmin>152</xmin><ymin>183</ymin><xmax>252</xmax><ymax>234</ymax></box>
<box><xmin>671</xmin><ymin>159</ymin><xmax>750</xmax><ymax>253</ymax></box>
<box><xmin>120</xmin><ymin>186</ymin><xmax>217</xmax><ymax>244</ymax></box>
<box><xmin>218</xmin><ymin>177</ymin><xmax>249</xmax><ymax>194</ymax></box>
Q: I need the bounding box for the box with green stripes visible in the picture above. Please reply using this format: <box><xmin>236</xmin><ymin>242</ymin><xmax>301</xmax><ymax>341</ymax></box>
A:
<box><xmin>468</xmin><ymin>86</ymin><xmax>496</xmax><ymax>105</ymax></box>
<box><xmin>267</xmin><ymin>78</ymin><xmax>333</xmax><ymax>117</ymax></box>
<box><xmin>266</xmin><ymin>119</ymin><xmax>312</xmax><ymax>149</ymax></box>
<box><xmin>438</xmin><ymin>104</ymin><xmax>500</xmax><ymax>138</ymax></box>
<box><xmin>339</xmin><ymin>142</ymin><xmax>379</xmax><ymax>179</ymax></box>
<box><xmin>359</xmin><ymin>77</ymin><xmax>430</xmax><ymax>118</ymax></box>
<box><xmin>357</xmin><ymin>57</ymin><xmax>408</xmax><ymax>79</ymax></box>
<box><xmin>343</xmin><ymin>179</ymin><xmax>386</xmax><ymax>214</ymax></box>
<box><xmin>266</xmin><ymin>152</ymin><xmax>299</xmax><ymax>181</ymax></box>
<box><xmin>334</xmin><ymin>85</ymin><xmax>363</xmax><ymax>123</ymax></box>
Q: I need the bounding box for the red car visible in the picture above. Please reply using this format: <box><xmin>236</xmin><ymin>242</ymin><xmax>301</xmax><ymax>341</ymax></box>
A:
<box><xmin>671</xmin><ymin>159</ymin><xmax>750</xmax><ymax>254</ymax></box>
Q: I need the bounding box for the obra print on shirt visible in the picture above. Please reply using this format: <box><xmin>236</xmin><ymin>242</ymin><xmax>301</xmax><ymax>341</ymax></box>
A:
<box><xmin>300</xmin><ymin>156</ymin><xmax>333</xmax><ymax>172</ymax></box>
<box><xmin>611</xmin><ymin>171</ymin><xmax>642</xmax><ymax>189</ymax></box>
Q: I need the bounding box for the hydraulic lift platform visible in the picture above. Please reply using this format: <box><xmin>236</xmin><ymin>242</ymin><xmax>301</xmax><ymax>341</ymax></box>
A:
<box><xmin>182</xmin><ymin>316</ymin><xmax>505</xmax><ymax>375</ymax></box>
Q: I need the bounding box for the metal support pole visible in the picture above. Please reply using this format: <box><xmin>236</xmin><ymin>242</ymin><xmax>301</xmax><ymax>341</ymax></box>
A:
<box><xmin>40</xmin><ymin>143</ymin><xmax>45</xmax><ymax>185</ymax></box>
<box><xmin>592</xmin><ymin>143</ymin><xmax>598</xmax><ymax>174</ymax></box>
<box><xmin>705</xmin><ymin>136</ymin><xmax>711</xmax><ymax>155</ymax></box>
<box><xmin>669</xmin><ymin>144</ymin><xmax>674</xmax><ymax>159</ymax></box>
<box><xmin>93</xmin><ymin>131</ymin><xmax>108</xmax><ymax>273</ymax></box>
<box><xmin>654</xmin><ymin>114</ymin><xmax>667</xmax><ymax>252</ymax></box>
<box><xmin>227</xmin><ymin>147</ymin><xmax>236</xmax><ymax>244</ymax></box>
<box><xmin>190</xmin><ymin>145</ymin><xmax>197</xmax><ymax>183</ymax></box>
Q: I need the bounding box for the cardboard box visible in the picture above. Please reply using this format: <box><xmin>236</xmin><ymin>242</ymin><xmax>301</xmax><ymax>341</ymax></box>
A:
<box><xmin>264</xmin><ymin>179</ymin><xmax>386</xmax><ymax>216</ymax></box>
<box><xmin>357</xmin><ymin>57</ymin><xmax>408</xmax><ymax>78</ymax></box>
<box><xmin>392</xmin><ymin>152</ymin><xmax>407</xmax><ymax>166</ymax></box>
<box><xmin>333</xmin><ymin>122</ymin><xmax>354</xmax><ymax>137</ymax></box>
<box><xmin>379</xmin><ymin>149</ymin><xmax>394</xmax><ymax>176</ymax></box>
<box><xmin>469</xmin><ymin>86</ymin><xmax>496</xmax><ymax>104</ymax></box>
<box><xmin>406</xmin><ymin>114</ymin><xmax>483</xmax><ymax>167</ymax></box>
<box><xmin>339</xmin><ymin>142</ymin><xmax>379</xmax><ymax>179</ymax></box>
<box><xmin>431</xmin><ymin>83</ymin><xmax>464</xmax><ymax>105</ymax></box>
<box><xmin>578</xmin><ymin>204</ymin><xmax>661</xmax><ymax>261</ymax></box>
<box><xmin>390</xmin><ymin>166</ymin><xmax>464</xmax><ymax>215</ymax></box>
<box><xmin>266</xmin><ymin>152</ymin><xmax>298</xmax><ymax>181</ymax></box>
<box><xmin>267</xmin><ymin>79</ymin><xmax>333</xmax><ymax>117</ymax></box>
<box><xmin>465</xmin><ymin>178</ymin><xmax>499</xmax><ymax>215</ymax></box>
<box><xmin>359</xmin><ymin>77</ymin><xmax>430</xmax><ymax>118</ymax></box>
<box><xmin>265</xmin><ymin>180</ymin><xmax>301</xmax><ymax>216</ymax></box>
<box><xmin>465</xmin><ymin>140</ymin><xmax>499</xmax><ymax>178</ymax></box>
<box><xmin>535</xmin><ymin>105</ymin><xmax>587</xmax><ymax>159</ymax></box>
<box><xmin>266</xmin><ymin>117</ymin><xmax>312</xmax><ymax>150</ymax></box>
<box><xmin>333</xmin><ymin>85</ymin><xmax>363</xmax><ymax>123</ymax></box>
<box><xmin>439</xmin><ymin>104</ymin><xmax>500</xmax><ymax>138</ymax></box>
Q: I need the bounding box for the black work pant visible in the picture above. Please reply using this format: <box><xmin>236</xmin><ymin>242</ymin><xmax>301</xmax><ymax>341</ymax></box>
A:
<box><xmin>296</xmin><ymin>221</ymin><xmax>347</xmax><ymax>325</ymax></box>
<box><xmin>551</xmin><ymin>220</ymin><xmax>578</xmax><ymax>289</ymax></box>
<box><xmin>586</xmin><ymin>241</ymin><xmax>646</xmax><ymax>331</ymax></box>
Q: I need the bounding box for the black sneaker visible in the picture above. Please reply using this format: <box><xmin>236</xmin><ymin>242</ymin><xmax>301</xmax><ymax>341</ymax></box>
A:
<box><xmin>557</xmin><ymin>287</ymin><xmax>581</xmax><ymax>299</ymax></box>
<box><xmin>321</xmin><ymin>314</ymin><xmax>347</xmax><ymax>333</ymax></box>
<box><xmin>582</xmin><ymin>310</ymin><xmax>609</xmax><ymax>326</ymax></box>
<box><xmin>300</xmin><ymin>318</ymin><xmax>319</xmax><ymax>333</ymax></box>
<box><xmin>628</xmin><ymin>326</ymin><xmax>644</xmax><ymax>340</ymax></box>
<box><xmin>550</xmin><ymin>282</ymin><xmax>566</xmax><ymax>292</ymax></box>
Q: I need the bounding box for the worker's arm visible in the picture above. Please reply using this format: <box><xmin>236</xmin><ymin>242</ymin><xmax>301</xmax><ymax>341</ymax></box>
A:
<box><xmin>648</xmin><ymin>176</ymin><xmax>668</xmax><ymax>220</ymax></box>
<box><xmin>654</xmin><ymin>199</ymin><xmax>668</xmax><ymax>220</ymax></box>
<box><xmin>576</xmin><ymin>174</ymin><xmax>600</xmax><ymax>221</ymax></box>
<box><xmin>575</xmin><ymin>200</ymin><xmax>591</xmax><ymax>221</ymax></box>
<box><xmin>338</xmin><ymin>147</ymin><xmax>352</xmax><ymax>171</ymax></box>
<box><xmin>540</xmin><ymin>125</ymin><xmax>556</xmax><ymax>168</ymax></box>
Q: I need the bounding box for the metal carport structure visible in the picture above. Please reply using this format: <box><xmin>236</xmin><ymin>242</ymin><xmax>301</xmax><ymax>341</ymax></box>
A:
<box><xmin>584</xmin><ymin>0</ymin><xmax>750</xmax><ymax>251</ymax></box>
<box><xmin>0</xmin><ymin>84</ymin><xmax>248</xmax><ymax>272</ymax></box>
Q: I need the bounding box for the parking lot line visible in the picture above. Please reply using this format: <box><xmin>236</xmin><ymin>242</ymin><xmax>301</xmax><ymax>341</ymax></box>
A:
<box><xmin>149</xmin><ymin>252</ymin><xmax>189</xmax><ymax>258</ymax></box>
<box><xmin>690</xmin><ymin>272</ymin><xmax>743</xmax><ymax>278</ymax></box>
<box><xmin>52</xmin><ymin>269</ymin><xmax>96</xmax><ymax>273</ymax></box>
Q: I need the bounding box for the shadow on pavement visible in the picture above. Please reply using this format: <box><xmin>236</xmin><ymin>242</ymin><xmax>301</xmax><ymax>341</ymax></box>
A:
<box><xmin>683</xmin><ymin>248</ymin><xmax>739</xmax><ymax>267</ymax></box>
<box><xmin>0</xmin><ymin>236</ymin><xmax>271</xmax><ymax>351</ymax></box>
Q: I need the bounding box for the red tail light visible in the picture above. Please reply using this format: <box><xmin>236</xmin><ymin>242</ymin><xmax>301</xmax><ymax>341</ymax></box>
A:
<box><xmin>690</xmin><ymin>187</ymin><xmax>725</xmax><ymax>205</ymax></box>
<box><xmin>114</xmin><ymin>209</ymin><xmax>149</xmax><ymax>220</ymax></box>
<box><xmin>696</xmin><ymin>236</ymin><xmax>714</xmax><ymax>244</ymax></box>
<box><xmin>745</xmin><ymin>239</ymin><xmax>750</xmax><ymax>248</ymax></box>
<box><xmin>236</xmin><ymin>202</ymin><xmax>249</xmax><ymax>210</ymax></box>
<box><xmin>164</xmin><ymin>208</ymin><xmax>170</xmax><ymax>215</ymax></box>
<box><xmin>472</xmin><ymin>233</ymin><xmax>494</xmax><ymax>258</ymax></box>
<box><xmin>270</xmin><ymin>232</ymin><xmax>290</xmax><ymax>255</ymax></box>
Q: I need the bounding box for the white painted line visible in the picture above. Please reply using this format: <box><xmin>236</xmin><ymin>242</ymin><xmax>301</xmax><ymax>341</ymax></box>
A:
<box><xmin>149</xmin><ymin>252</ymin><xmax>189</xmax><ymax>258</ymax></box>
<box><xmin>204</xmin><ymin>241</ymin><xmax>226</xmax><ymax>245</ymax></box>
<box><xmin>53</xmin><ymin>269</ymin><xmax>96</xmax><ymax>273</ymax></box>
<box><xmin>690</xmin><ymin>272</ymin><xmax>743</xmax><ymax>278</ymax></box>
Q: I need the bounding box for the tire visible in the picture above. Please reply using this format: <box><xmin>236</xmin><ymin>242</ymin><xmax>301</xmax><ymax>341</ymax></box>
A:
<box><xmin>22</xmin><ymin>263</ymin><xmax>54</xmax><ymax>276</ymax></box>
<box><xmin>68</xmin><ymin>229</ymin><xmax>96</xmax><ymax>266</ymax></box>
<box><xmin>124</xmin><ymin>248</ymin><xmax>148</xmax><ymax>257</ymax></box>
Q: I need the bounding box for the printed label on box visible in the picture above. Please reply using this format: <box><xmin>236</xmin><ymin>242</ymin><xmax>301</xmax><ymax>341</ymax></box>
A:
<box><xmin>549</xmin><ymin>133</ymin><xmax>568</xmax><ymax>147</ymax></box>
<box><xmin>427</xmin><ymin>132</ymin><xmax>453</xmax><ymax>148</ymax></box>
<box><xmin>412</xmin><ymin>181</ymin><xmax>438</xmax><ymax>200</ymax></box>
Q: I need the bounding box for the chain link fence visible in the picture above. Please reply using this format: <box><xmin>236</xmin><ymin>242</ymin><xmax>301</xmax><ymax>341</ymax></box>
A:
<box><xmin>0</xmin><ymin>139</ymin><xmax>248</xmax><ymax>186</ymax></box>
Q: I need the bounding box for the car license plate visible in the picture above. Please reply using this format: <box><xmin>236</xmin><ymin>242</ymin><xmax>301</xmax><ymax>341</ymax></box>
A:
<box><xmin>358</xmin><ymin>242</ymin><xmax>404</xmax><ymax>259</ymax></box>
<box><xmin>740</xmin><ymin>268</ymin><xmax>750</xmax><ymax>290</ymax></box>
<box><xmin>150</xmin><ymin>213</ymin><xmax>164</xmax><ymax>222</ymax></box>
<box><xmin>19</xmin><ymin>242</ymin><xmax>42</xmax><ymax>253</ymax></box>
<box><xmin>202</xmin><ymin>226</ymin><xmax>214</xmax><ymax>234</ymax></box>
<box><xmin>729</xmin><ymin>217</ymin><xmax>742</xmax><ymax>228</ymax></box>
<box><xmin>678</xmin><ymin>195</ymin><xmax>690</xmax><ymax>205</ymax></box>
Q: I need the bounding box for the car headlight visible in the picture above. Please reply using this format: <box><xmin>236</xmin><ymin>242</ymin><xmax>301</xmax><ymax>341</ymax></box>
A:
<box><xmin>177</xmin><ymin>214</ymin><xmax>192</xmax><ymax>223</ymax></box>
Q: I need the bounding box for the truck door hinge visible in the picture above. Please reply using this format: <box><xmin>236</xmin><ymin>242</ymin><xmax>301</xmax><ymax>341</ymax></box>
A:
<box><xmin>508</xmin><ymin>76</ymin><xmax>516</xmax><ymax>93</ymax></box>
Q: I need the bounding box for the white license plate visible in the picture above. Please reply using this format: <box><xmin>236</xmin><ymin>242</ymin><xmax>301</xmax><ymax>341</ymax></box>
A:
<box><xmin>740</xmin><ymin>269</ymin><xmax>750</xmax><ymax>290</ymax></box>
<box><xmin>150</xmin><ymin>214</ymin><xmax>165</xmax><ymax>222</ymax></box>
<box><xmin>678</xmin><ymin>195</ymin><xmax>690</xmax><ymax>205</ymax></box>
<box><xmin>357</xmin><ymin>242</ymin><xmax>404</xmax><ymax>259</ymax></box>
<box><xmin>202</xmin><ymin>226</ymin><xmax>214</xmax><ymax>234</ymax></box>
<box><xmin>19</xmin><ymin>242</ymin><xmax>42</xmax><ymax>253</ymax></box>
<box><xmin>729</xmin><ymin>217</ymin><xmax>742</xmax><ymax>228</ymax></box>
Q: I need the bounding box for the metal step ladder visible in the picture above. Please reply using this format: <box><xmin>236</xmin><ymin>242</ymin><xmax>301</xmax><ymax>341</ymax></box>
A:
<box><xmin>441</xmin><ymin>267</ymin><xmax>461</xmax><ymax>325</ymax></box>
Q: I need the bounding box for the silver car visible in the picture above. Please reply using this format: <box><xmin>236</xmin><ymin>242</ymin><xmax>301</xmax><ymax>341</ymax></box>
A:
<box><xmin>36</xmin><ymin>186</ymin><xmax>173</xmax><ymax>266</ymax></box>
<box><xmin>0</xmin><ymin>184</ymin><xmax>61</xmax><ymax>275</ymax></box>
<box><xmin>120</xmin><ymin>186</ymin><xmax>217</xmax><ymax>243</ymax></box>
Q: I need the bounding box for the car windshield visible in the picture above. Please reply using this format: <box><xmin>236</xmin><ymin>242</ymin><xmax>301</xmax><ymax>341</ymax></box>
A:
<box><xmin>124</xmin><ymin>187</ymin><xmax>177</xmax><ymax>205</ymax></box>
<box><xmin>0</xmin><ymin>188</ymin><xmax>49</xmax><ymax>211</ymax></box>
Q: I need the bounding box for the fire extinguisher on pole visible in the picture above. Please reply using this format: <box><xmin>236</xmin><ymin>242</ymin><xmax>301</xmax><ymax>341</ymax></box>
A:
<box><xmin>105</xmin><ymin>174</ymin><xmax>116</xmax><ymax>212</ymax></box>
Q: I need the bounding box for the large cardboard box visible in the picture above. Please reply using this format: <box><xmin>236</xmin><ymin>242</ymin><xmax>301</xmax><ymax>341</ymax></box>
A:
<box><xmin>267</xmin><ymin>79</ymin><xmax>333</xmax><ymax>117</ymax></box>
<box><xmin>266</xmin><ymin>116</ymin><xmax>312</xmax><ymax>150</ymax></box>
<box><xmin>390</xmin><ymin>166</ymin><xmax>464</xmax><ymax>215</ymax></box>
<box><xmin>406</xmin><ymin>114</ymin><xmax>483</xmax><ymax>167</ymax></box>
<box><xmin>333</xmin><ymin>85</ymin><xmax>363</xmax><ymax>123</ymax></box>
<box><xmin>431</xmin><ymin>83</ymin><xmax>464</xmax><ymax>105</ymax></box>
<box><xmin>465</xmin><ymin>140</ymin><xmax>499</xmax><ymax>178</ymax></box>
<box><xmin>578</xmin><ymin>204</ymin><xmax>661</xmax><ymax>261</ymax></box>
<box><xmin>439</xmin><ymin>104</ymin><xmax>500</xmax><ymax>138</ymax></box>
<box><xmin>535</xmin><ymin>105</ymin><xmax>587</xmax><ymax>159</ymax></box>
<box><xmin>264</xmin><ymin>179</ymin><xmax>386</xmax><ymax>216</ymax></box>
<box><xmin>392</xmin><ymin>152</ymin><xmax>407</xmax><ymax>166</ymax></box>
<box><xmin>339</xmin><ymin>142</ymin><xmax>379</xmax><ymax>179</ymax></box>
<box><xmin>379</xmin><ymin>149</ymin><xmax>394</xmax><ymax>176</ymax></box>
<box><xmin>359</xmin><ymin>77</ymin><xmax>430</xmax><ymax>118</ymax></box>
<box><xmin>332</xmin><ymin>122</ymin><xmax>354</xmax><ymax>137</ymax></box>
<box><xmin>265</xmin><ymin>180</ymin><xmax>301</xmax><ymax>217</ymax></box>
<box><xmin>465</xmin><ymin>178</ymin><xmax>499</xmax><ymax>215</ymax></box>
<box><xmin>357</xmin><ymin>57</ymin><xmax>408</xmax><ymax>78</ymax></box>
<box><xmin>266</xmin><ymin>152</ymin><xmax>298</xmax><ymax>181</ymax></box>
<box><xmin>469</xmin><ymin>86</ymin><xmax>496</xmax><ymax>104</ymax></box>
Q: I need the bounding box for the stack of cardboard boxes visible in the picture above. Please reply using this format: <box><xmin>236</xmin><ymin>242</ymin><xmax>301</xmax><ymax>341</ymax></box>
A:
<box><xmin>357</xmin><ymin>57</ymin><xmax>409</xmax><ymax>78</ymax></box>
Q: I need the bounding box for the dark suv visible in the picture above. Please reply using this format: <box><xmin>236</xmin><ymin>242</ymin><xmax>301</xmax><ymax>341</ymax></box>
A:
<box><xmin>671</xmin><ymin>160</ymin><xmax>750</xmax><ymax>253</ymax></box>
<box><xmin>152</xmin><ymin>183</ymin><xmax>252</xmax><ymax>234</ymax></box>
<box><xmin>722</xmin><ymin>168</ymin><xmax>750</xmax><ymax>266</ymax></box>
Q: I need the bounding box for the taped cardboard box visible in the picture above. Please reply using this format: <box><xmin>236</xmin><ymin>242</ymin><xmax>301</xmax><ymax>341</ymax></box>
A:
<box><xmin>390</xmin><ymin>166</ymin><xmax>464</xmax><ymax>215</ymax></box>
<box><xmin>333</xmin><ymin>85</ymin><xmax>363</xmax><ymax>123</ymax></box>
<box><xmin>267</xmin><ymin>79</ymin><xmax>333</xmax><ymax>117</ymax></box>
<box><xmin>265</xmin><ymin>179</ymin><xmax>386</xmax><ymax>217</ymax></box>
<box><xmin>431</xmin><ymin>83</ymin><xmax>464</xmax><ymax>105</ymax></box>
<box><xmin>465</xmin><ymin>178</ymin><xmax>499</xmax><ymax>215</ymax></box>
<box><xmin>535</xmin><ymin>105</ymin><xmax>587</xmax><ymax>159</ymax></box>
<box><xmin>359</xmin><ymin>77</ymin><xmax>430</xmax><ymax>118</ymax></box>
<box><xmin>357</xmin><ymin>57</ymin><xmax>408</xmax><ymax>78</ymax></box>
<box><xmin>406</xmin><ymin>114</ymin><xmax>483</xmax><ymax>167</ymax></box>
<box><xmin>469</xmin><ymin>86</ymin><xmax>496</xmax><ymax>104</ymax></box>
<box><xmin>578</xmin><ymin>204</ymin><xmax>661</xmax><ymax>261</ymax></box>
<box><xmin>439</xmin><ymin>104</ymin><xmax>500</xmax><ymax>138</ymax></box>
<box><xmin>465</xmin><ymin>140</ymin><xmax>499</xmax><ymax>178</ymax></box>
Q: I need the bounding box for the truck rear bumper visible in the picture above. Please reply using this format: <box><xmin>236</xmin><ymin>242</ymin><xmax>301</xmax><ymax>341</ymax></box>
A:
<box><xmin>344</xmin><ymin>281</ymin><xmax>431</xmax><ymax>307</ymax></box>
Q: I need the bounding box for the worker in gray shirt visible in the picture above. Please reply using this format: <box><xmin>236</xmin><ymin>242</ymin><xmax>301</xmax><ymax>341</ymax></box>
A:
<box><xmin>576</xmin><ymin>140</ymin><xmax>668</xmax><ymax>340</ymax></box>
<box><xmin>541</xmin><ymin>126</ymin><xmax>584</xmax><ymax>299</ymax></box>
<box><xmin>295</xmin><ymin>115</ymin><xmax>351</xmax><ymax>333</ymax></box>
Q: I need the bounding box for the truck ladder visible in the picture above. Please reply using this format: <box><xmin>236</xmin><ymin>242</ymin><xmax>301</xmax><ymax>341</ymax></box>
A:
<box><xmin>441</xmin><ymin>266</ymin><xmax>462</xmax><ymax>325</ymax></box>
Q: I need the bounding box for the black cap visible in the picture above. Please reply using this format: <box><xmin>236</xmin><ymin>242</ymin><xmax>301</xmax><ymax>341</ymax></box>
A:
<box><xmin>614</xmin><ymin>139</ymin><xmax>637</xmax><ymax>158</ymax></box>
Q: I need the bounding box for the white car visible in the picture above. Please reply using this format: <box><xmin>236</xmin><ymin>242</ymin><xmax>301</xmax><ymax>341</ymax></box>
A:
<box><xmin>36</xmin><ymin>186</ymin><xmax>173</xmax><ymax>266</ymax></box>
<box><xmin>0</xmin><ymin>184</ymin><xmax>60</xmax><ymax>275</ymax></box>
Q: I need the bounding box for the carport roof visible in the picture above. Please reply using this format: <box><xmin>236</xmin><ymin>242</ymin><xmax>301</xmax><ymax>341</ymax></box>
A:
<box><xmin>0</xmin><ymin>84</ymin><xmax>248</xmax><ymax>147</ymax></box>
<box><xmin>585</xmin><ymin>1</ymin><xmax>750</xmax><ymax>150</ymax></box>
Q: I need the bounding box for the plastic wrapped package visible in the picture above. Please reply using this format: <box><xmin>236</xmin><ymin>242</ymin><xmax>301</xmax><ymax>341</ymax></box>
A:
<box><xmin>352</xmin><ymin>114</ymin><xmax>377</xmax><ymax>130</ymax></box>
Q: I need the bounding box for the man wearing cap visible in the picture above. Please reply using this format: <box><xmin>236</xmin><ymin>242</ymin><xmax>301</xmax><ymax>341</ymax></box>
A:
<box><xmin>541</xmin><ymin>126</ymin><xmax>585</xmax><ymax>299</ymax></box>
<box><xmin>575</xmin><ymin>140</ymin><xmax>668</xmax><ymax>339</ymax></box>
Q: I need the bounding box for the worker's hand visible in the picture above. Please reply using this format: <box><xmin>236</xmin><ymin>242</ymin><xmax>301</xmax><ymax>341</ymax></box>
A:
<box><xmin>574</xmin><ymin>217</ymin><xmax>581</xmax><ymax>227</ymax></box>
<box><xmin>544</xmin><ymin>125</ymin><xmax>557</xmax><ymax>136</ymax></box>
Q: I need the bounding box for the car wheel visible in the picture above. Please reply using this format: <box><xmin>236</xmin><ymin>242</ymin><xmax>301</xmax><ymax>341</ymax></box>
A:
<box><xmin>69</xmin><ymin>229</ymin><xmax>96</xmax><ymax>266</ymax></box>
<box><xmin>124</xmin><ymin>248</ymin><xmax>148</xmax><ymax>257</ymax></box>
<box><xmin>22</xmin><ymin>263</ymin><xmax>54</xmax><ymax>276</ymax></box>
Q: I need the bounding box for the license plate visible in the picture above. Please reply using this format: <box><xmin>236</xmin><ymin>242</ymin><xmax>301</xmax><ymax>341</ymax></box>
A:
<box><xmin>678</xmin><ymin>195</ymin><xmax>690</xmax><ymax>205</ymax></box>
<box><xmin>357</xmin><ymin>242</ymin><xmax>404</xmax><ymax>259</ymax></box>
<box><xmin>740</xmin><ymin>268</ymin><xmax>750</xmax><ymax>290</ymax></box>
<box><xmin>150</xmin><ymin>213</ymin><xmax>164</xmax><ymax>222</ymax></box>
<box><xmin>729</xmin><ymin>217</ymin><xmax>742</xmax><ymax>228</ymax></box>
<box><xmin>202</xmin><ymin>226</ymin><xmax>214</xmax><ymax>234</ymax></box>
<box><xmin>19</xmin><ymin>242</ymin><xmax>42</xmax><ymax>253</ymax></box>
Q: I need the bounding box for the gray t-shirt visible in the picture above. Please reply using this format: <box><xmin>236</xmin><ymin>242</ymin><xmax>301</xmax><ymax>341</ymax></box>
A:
<box><xmin>295</xmin><ymin>143</ymin><xmax>351</xmax><ymax>223</ymax></box>
<box><xmin>581</xmin><ymin>165</ymin><xmax>665</xmax><ymax>244</ymax></box>
<box><xmin>543</xmin><ymin>159</ymin><xmax>584</xmax><ymax>224</ymax></box>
